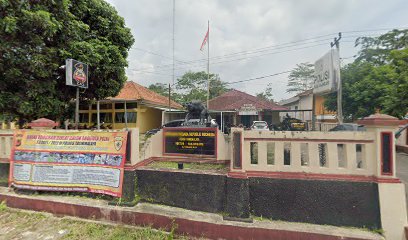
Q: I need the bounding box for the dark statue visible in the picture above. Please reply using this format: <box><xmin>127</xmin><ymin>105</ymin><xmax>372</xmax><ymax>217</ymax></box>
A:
<box><xmin>183</xmin><ymin>100</ymin><xmax>210</xmax><ymax>124</ymax></box>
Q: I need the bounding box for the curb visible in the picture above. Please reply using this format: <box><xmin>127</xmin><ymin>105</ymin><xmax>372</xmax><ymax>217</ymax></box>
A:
<box><xmin>0</xmin><ymin>192</ymin><xmax>382</xmax><ymax>240</ymax></box>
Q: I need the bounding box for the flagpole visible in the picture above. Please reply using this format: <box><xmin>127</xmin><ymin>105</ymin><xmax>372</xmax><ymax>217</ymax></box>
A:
<box><xmin>206</xmin><ymin>20</ymin><xmax>210</xmax><ymax>110</ymax></box>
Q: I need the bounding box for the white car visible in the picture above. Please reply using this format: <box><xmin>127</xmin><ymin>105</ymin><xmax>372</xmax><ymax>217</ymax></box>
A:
<box><xmin>251</xmin><ymin>121</ymin><xmax>269</xmax><ymax>130</ymax></box>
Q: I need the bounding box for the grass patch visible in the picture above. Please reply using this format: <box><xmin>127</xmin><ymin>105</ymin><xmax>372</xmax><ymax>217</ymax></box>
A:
<box><xmin>0</xmin><ymin>207</ymin><xmax>189</xmax><ymax>240</ymax></box>
<box><xmin>148</xmin><ymin>161</ymin><xmax>227</xmax><ymax>171</ymax></box>
<box><xmin>0</xmin><ymin>201</ymin><xmax>7</xmax><ymax>211</ymax></box>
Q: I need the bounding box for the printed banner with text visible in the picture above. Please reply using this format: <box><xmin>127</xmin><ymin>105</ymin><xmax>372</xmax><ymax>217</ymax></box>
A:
<box><xmin>9</xmin><ymin>130</ymin><xmax>128</xmax><ymax>197</ymax></box>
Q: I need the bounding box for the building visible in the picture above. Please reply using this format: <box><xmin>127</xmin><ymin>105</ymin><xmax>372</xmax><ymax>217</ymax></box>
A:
<box><xmin>78</xmin><ymin>81</ymin><xmax>182</xmax><ymax>133</ymax></box>
<box><xmin>208</xmin><ymin>89</ymin><xmax>287</xmax><ymax>130</ymax></box>
<box><xmin>279</xmin><ymin>90</ymin><xmax>336</xmax><ymax>122</ymax></box>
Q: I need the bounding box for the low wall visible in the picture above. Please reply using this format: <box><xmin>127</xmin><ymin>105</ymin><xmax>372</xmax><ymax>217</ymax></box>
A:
<box><xmin>136</xmin><ymin>169</ymin><xmax>383</xmax><ymax>229</ymax></box>
<box><xmin>137</xmin><ymin>169</ymin><xmax>226</xmax><ymax>213</ymax></box>
<box><xmin>249</xmin><ymin>178</ymin><xmax>381</xmax><ymax>229</ymax></box>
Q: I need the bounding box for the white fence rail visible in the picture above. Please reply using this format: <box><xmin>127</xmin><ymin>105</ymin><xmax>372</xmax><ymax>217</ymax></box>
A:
<box><xmin>230</xmin><ymin>128</ymin><xmax>392</xmax><ymax>178</ymax></box>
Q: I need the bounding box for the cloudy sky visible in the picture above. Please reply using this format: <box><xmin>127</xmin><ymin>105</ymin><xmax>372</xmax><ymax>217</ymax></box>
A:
<box><xmin>105</xmin><ymin>0</ymin><xmax>407</xmax><ymax>101</ymax></box>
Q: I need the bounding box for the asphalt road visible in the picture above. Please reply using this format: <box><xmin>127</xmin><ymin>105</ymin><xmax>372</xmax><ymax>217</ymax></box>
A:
<box><xmin>396</xmin><ymin>152</ymin><xmax>408</xmax><ymax>211</ymax></box>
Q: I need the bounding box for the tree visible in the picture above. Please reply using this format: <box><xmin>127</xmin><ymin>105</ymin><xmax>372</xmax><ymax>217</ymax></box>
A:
<box><xmin>148</xmin><ymin>83</ymin><xmax>169</xmax><ymax>97</ymax></box>
<box><xmin>286</xmin><ymin>62</ymin><xmax>314</xmax><ymax>94</ymax></box>
<box><xmin>0</xmin><ymin>0</ymin><xmax>134</xmax><ymax>122</ymax></box>
<box><xmin>174</xmin><ymin>71</ymin><xmax>230</xmax><ymax>104</ymax></box>
<box><xmin>325</xmin><ymin>30</ymin><xmax>408</xmax><ymax>120</ymax></box>
<box><xmin>256</xmin><ymin>84</ymin><xmax>274</xmax><ymax>102</ymax></box>
<box><xmin>355</xmin><ymin>29</ymin><xmax>408</xmax><ymax>65</ymax></box>
<box><xmin>148</xmin><ymin>82</ymin><xmax>183</xmax><ymax>104</ymax></box>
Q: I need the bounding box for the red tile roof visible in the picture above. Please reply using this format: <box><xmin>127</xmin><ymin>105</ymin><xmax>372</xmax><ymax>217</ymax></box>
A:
<box><xmin>208</xmin><ymin>89</ymin><xmax>287</xmax><ymax>111</ymax></box>
<box><xmin>110</xmin><ymin>81</ymin><xmax>182</xmax><ymax>109</ymax></box>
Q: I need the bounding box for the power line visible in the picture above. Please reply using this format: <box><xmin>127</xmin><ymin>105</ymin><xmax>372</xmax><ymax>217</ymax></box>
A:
<box><xmin>130</xmin><ymin>27</ymin><xmax>406</xmax><ymax>73</ymax></box>
<box><xmin>131</xmin><ymin>37</ymin><xmax>334</xmax><ymax>72</ymax></box>
<box><xmin>131</xmin><ymin>41</ymin><xmax>330</xmax><ymax>74</ymax></box>
<box><xmin>226</xmin><ymin>70</ymin><xmax>292</xmax><ymax>85</ymax></box>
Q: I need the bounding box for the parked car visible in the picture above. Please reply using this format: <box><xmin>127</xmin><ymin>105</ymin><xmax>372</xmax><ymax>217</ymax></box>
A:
<box><xmin>329</xmin><ymin>123</ymin><xmax>366</xmax><ymax>132</ymax></box>
<box><xmin>181</xmin><ymin>118</ymin><xmax>218</xmax><ymax>128</ymax></box>
<box><xmin>145</xmin><ymin>119</ymin><xmax>185</xmax><ymax>137</ymax></box>
<box><xmin>251</xmin><ymin>121</ymin><xmax>269</xmax><ymax>131</ymax></box>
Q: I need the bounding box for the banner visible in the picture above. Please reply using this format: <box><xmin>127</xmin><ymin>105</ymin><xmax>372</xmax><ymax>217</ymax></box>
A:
<box><xmin>9</xmin><ymin>130</ymin><xmax>128</xmax><ymax>197</ymax></box>
<box><xmin>163</xmin><ymin>128</ymin><xmax>217</xmax><ymax>156</ymax></box>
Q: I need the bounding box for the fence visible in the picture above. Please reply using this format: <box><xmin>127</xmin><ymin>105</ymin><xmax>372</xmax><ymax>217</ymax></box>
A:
<box><xmin>231</xmin><ymin>129</ymin><xmax>377</xmax><ymax>176</ymax></box>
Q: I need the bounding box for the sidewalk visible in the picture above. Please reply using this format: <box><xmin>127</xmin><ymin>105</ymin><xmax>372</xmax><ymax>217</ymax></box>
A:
<box><xmin>0</xmin><ymin>187</ymin><xmax>383</xmax><ymax>240</ymax></box>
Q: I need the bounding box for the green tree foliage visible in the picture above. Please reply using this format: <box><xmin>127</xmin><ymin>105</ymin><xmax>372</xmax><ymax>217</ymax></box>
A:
<box><xmin>256</xmin><ymin>84</ymin><xmax>274</xmax><ymax>102</ymax></box>
<box><xmin>0</xmin><ymin>0</ymin><xmax>134</xmax><ymax>122</ymax></box>
<box><xmin>168</xmin><ymin>71</ymin><xmax>230</xmax><ymax>104</ymax></box>
<box><xmin>325</xmin><ymin>29</ymin><xmax>408</xmax><ymax>120</ymax></box>
<box><xmin>148</xmin><ymin>83</ymin><xmax>169</xmax><ymax>97</ymax></box>
<box><xmin>286</xmin><ymin>62</ymin><xmax>314</xmax><ymax>94</ymax></box>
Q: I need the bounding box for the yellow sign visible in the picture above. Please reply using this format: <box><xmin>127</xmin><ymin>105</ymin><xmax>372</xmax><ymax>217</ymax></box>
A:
<box><xmin>10</xmin><ymin>130</ymin><xmax>128</xmax><ymax>197</ymax></box>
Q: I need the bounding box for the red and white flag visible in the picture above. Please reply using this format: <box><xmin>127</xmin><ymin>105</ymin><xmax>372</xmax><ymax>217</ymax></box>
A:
<box><xmin>200</xmin><ymin>26</ymin><xmax>209</xmax><ymax>51</ymax></box>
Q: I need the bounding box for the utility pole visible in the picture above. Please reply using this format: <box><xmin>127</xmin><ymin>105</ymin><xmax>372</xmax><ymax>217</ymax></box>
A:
<box><xmin>331</xmin><ymin>32</ymin><xmax>343</xmax><ymax>124</ymax></box>
<box><xmin>172</xmin><ymin>0</ymin><xmax>175</xmax><ymax>86</ymax></box>
<box><xmin>206</xmin><ymin>20</ymin><xmax>210</xmax><ymax>110</ymax></box>
<box><xmin>168</xmin><ymin>83</ymin><xmax>171</xmax><ymax>111</ymax></box>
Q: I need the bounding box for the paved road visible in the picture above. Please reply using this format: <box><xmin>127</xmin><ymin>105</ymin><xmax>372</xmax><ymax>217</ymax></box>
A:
<box><xmin>396</xmin><ymin>152</ymin><xmax>408</xmax><ymax>211</ymax></box>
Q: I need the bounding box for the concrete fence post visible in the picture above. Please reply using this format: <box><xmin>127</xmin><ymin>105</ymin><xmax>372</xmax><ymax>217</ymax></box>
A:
<box><xmin>358</xmin><ymin>113</ymin><xmax>407</xmax><ymax>240</ymax></box>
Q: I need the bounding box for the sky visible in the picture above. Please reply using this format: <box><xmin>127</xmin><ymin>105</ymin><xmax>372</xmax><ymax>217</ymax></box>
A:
<box><xmin>105</xmin><ymin>0</ymin><xmax>407</xmax><ymax>101</ymax></box>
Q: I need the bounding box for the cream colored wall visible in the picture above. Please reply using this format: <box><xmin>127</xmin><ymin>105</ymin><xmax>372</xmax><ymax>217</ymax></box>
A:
<box><xmin>216</xmin><ymin>130</ymin><xmax>230</xmax><ymax>161</ymax></box>
<box><xmin>128</xmin><ymin>128</ymin><xmax>139</xmax><ymax>165</ymax></box>
<box><xmin>137</xmin><ymin>106</ymin><xmax>162</xmax><ymax>133</ymax></box>
<box><xmin>0</xmin><ymin>130</ymin><xmax>14</xmax><ymax>161</ymax></box>
<box><xmin>378</xmin><ymin>183</ymin><xmax>407</xmax><ymax>240</ymax></box>
<box><xmin>141</xmin><ymin>130</ymin><xmax>163</xmax><ymax>160</ymax></box>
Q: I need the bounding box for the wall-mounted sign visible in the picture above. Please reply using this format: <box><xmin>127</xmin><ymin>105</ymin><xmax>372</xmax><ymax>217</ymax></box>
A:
<box><xmin>9</xmin><ymin>130</ymin><xmax>128</xmax><ymax>197</ymax></box>
<box><xmin>313</xmin><ymin>49</ymin><xmax>340</xmax><ymax>94</ymax></box>
<box><xmin>238</xmin><ymin>104</ymin><xmax>258</xmax><ymax>115</ymax></box>
<box><xmin>163</xmin><ymin>128</ymin><xmax>217</xmax><ymax>157</ymax></box>
<box><xmin>66</xmin><ymin>59</ymin><xmax>89</xmax><ymax>88</ymax></box>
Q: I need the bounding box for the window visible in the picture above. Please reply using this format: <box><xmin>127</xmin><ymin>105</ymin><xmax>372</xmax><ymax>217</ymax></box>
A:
<box><xmin>115</xmin><ymin>112</ymin><xmax>137</xmax><ymax>123</ymax></box>
<box><xmin>91</xmin><ymin>103</ymin><xmax>112</xmax><ymax>110</ymax></box>
<box><xmin>114</xmin><ymin>102</ymin><xmax>137</xmax><ymax>110</ymax></box>
<box><xmin>79</xmin><ymin>104</ymin><xmax>89</xmax><ymax>110</ymax></box>
<box><xmin>79</xmin><ymin>113</ymin><xmax>89</xmax><ymax>123</ymax></box>
<box><xmin>91</xmin><ymin>112</ymin><xmax>112</xmax><ymax>123</ymax></box>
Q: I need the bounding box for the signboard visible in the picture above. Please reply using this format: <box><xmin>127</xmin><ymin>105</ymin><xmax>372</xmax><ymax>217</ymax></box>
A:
<box><xmin>163</xmin><ymin>128</ymin><xmax>217</xmax><ymax>157</ymax></box>
<box><xmin>66</xmin><ymin>59</ymin><xmax>89</xmax><ymax>88</ymax></box>
<box><xmin>313</xmin><ymin>49</ymin><xmax>340</xmax><ymax>94</ymax></box>
<box><xmin>238</xmin><ymin>104</ymin><xmax>258</xmax><ymax>116</ymax></box>
<box><xmin>9</xmin><ymin>130</ymin><xmax>128</xmax><ymax>197</ymax></box>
